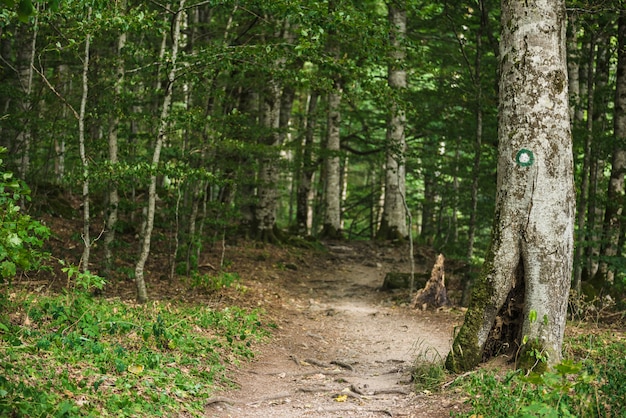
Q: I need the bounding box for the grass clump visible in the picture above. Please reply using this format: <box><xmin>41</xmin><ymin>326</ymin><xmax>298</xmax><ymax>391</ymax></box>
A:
<box><xmin>0</xmin><ymin>291</ymin><xmax>271</xmax><ymax>417</ymax></box>
<box><xmin>412</xmin><ymin>343</ymin><xmax>447</xmax><ymax>393</ymax></box>
<box><xmin>451</xmin><ymin>329</ymin><xmax>626</xmax><ymax>417</ymax></box>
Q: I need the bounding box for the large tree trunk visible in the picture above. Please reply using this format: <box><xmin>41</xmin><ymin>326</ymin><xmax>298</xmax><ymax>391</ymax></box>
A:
<box><xmin>322</xmin><ymin>79</ymin><xmax>343</xmax><ymax>239</ymax></box>
<box><xmin>321</xmin><ymin>1</ymin><xmax>343</xmax><ymax>240</ymax></box>
<box><xmin>253</xmin><ymin>78</ymin><xmax>282</xmax><ymax>242</ymax></box>
<box><xmin>378</xmin><ymin>1</ymin><xmax>408</xmax><ymax>241</ymax></box>
<box><xmin>446</xmin><ymin>0</ymin><xmax>574</xmax><ymax>373</ymax></box>
<box><xmin>252</xmin><ymin>21</ymin><xmax>295</xmax><ymax>242</ymax></box>
<box><xmin>134</xmin><ymin>0</ymin><xmax>185</xmax><ymax>303</ymax></box>
<box><xmin>595</xmin><ymin>15</ymin><xmax>626</xmax><ymax>288</ymax></box>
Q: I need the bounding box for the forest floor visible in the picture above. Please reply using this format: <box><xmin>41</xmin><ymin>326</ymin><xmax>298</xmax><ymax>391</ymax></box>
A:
<box><xmin>28</xmin><ymin>211</ymin><xmax>626</xmax><ymax>417</ymax></box>
<box><xmin>197</xmin><ymin>240</ymin><xmax>469</xmax><ymax>418</ymax></box>
<box><xmin>38</xmin><ymin>210</ymin><xmax>472</xmax><ymax>417</ymax></box>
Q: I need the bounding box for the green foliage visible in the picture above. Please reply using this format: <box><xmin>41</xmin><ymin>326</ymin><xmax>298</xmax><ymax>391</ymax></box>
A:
<box><xmin>0</xmin><ymin>291</ymin><xmax>270</xmax><ymax>416</ymax></box>
<box><xmin>453</xmin><ymin>331</ymin><xmax>626</xmax><ymax>418</ymax></box>
<box><xmin>59</xmin><ymin>259</ymin><xmax>107</xmax><ymax>292</ymax></box>
<box><xmin>190</xmin><ymin>271</ymin><xmax>241</xmax><ymax>293</ymax></box>
<box><xmin>0</xmin><ymin>150</ymin><xmax>51</xmax><ymax>282</ymax></box>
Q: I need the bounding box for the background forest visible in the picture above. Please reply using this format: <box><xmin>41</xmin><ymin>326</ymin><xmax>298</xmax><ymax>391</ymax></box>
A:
<box><xmin>1</xmin><ymin>1</ymin><xmax>626</xmax><ymax>417</ymax></box>
<box><xmin>0</xmin><ymin>0</ymin><xmax>624</xmax><ymax>300</ymax></box>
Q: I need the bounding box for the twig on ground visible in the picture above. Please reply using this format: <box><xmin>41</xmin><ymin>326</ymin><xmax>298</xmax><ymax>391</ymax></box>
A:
<box><xmin>441</xmin><ymin>370</ymin><xmax>476</xmax><ymax>389</ymax></box>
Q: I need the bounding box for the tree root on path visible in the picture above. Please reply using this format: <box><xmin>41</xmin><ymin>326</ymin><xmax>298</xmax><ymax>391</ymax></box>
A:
<box><xmin>245</xmin><ymin>392</ymin><xmax>293</xmax><ymax>406</ymax></box>
<box><xmin>306</xmin><ymin>332</ymin><xmax>329</xmax><ymax>344</ymax></box>
<box><xmin>304</xmin><ymin>358</ymin><xmax>331</xmax><ymax>368</ymax></box>
<box><xmin>310</xmin><ymin>407</ymin><xmax>393</xmax><ymax>416</ymax></box>
<box><xmin>330</xmin><ymin>360</ymin><xmax>355</xmax><ymax>371</ymax></box>
<box><xmin>205</xmin><ymin>396</ymin><xmax>236</xmax><ymax>406</ymax></box>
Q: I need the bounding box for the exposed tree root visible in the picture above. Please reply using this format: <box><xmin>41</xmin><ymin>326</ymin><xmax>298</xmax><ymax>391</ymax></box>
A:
<box><xmin>205</xmin><ymin>396</ymin><xmax>236</xmax><ymax>406</ymax></box>
<box><xmin>313</xmin><ymin>407</ymin><xmax>393</xmax><ymax>416</ymax></box>
<box><xmin>304</xmin><ymin>358</ymin><xmax>331</xmax><ymax>368</ymax></box>
<box><xmin>245</xmin><ymin>392</ymin><xmax>293</xmax><ymax>406</ymax></box>
<box><xmin>331</xmin><ymin>360</ymin><xmax>355</xmax><ymax>371</ymax></box>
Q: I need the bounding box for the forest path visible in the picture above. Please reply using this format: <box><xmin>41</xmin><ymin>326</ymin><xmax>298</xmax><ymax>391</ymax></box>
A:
<box><xmin>205</xmin><ymin>243</ymin><xmax>465</xmax><ymax>418</ymax></box>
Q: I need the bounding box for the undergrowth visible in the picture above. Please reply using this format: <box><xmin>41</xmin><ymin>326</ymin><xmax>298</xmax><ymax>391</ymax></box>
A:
<box><xmin>451</xmin><ymin>330</ymin><xmax>626</xmax><ymax>417</ymax></box>
<box><xmin>0</xmin><ymin>291</ymin><xmax>272</xmax><ymax>417</ymax></box>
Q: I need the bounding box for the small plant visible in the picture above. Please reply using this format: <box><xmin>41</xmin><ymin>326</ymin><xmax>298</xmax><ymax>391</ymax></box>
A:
<box><xmin>411</xmin><ymin>341</ymin><xmax>447</xmax><ymax>393</ymax></box>
<box><xmin>190</xmin><ymin>271</ymin><xmax>240</xmax><ymax>292</ymax></box>
<box><xmin>517</xmin><ymin>310</ymin><xmax>549</xmax><ymax>373</ymax></box>
<box><xmin>59</xmin><ymin>259</ymin><xmax>107</xmax><ymax>292</ymax></box>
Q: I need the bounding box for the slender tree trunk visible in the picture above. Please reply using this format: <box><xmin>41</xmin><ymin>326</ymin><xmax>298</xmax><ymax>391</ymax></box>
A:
<box><xmin>447</xmin><ymin>0</ymin><xmax>574</xmax><ymax>372</ymax></box>
<box><xmin>78</xmin><ymin>8</ymin><xmax>92</xmax><ymax>272</ymax></box>
<box><xmin>467</xmin><ymin>0</ymin><xmax>487</xmax><ymax>263</ymax></box>
<box><xmin>54</xmin><ymin>64</ymin><xmax>69</xmax><ymax>183</ymax></box>
<box><xmin>595</xmin><ymin>15</ymin><xmax>626</xmax><ymax>287</ymax></box>
<box><xmin>573</xmin><ymin>36</ymin><xmax>595</xmax><ymax>291</ymax></box>
<box><xmin>378</xmin><ymin>1</ymin><xmax>408</xmax><ymax>241</ymax></box>
<box><xmin>586</xmin><ymin>37</ymin><xmax>610</xmax><ymax>281</ymax></box>
<box><xmin>16</xmin><ymin>14</ymin><xmax>38</xmax><ymax>180</ymax></box>
<box><xmin>104</xmin><ymin>16</ymin><xmax>127</xmax><ymax>275</ymax></box>
<box><xmin>135</xmin><ymin>0</ymin><xmax>185</xmax><ymax>303</ymax></box>
<box><xmin>296</xmin><ymin>91</ymin><xmax>319</xmax><ymax>236</ymax></box>
<box><xmin>421</xmin><ymin>170</ymin><xmax>437</xmax><ymax>244</ymax></box>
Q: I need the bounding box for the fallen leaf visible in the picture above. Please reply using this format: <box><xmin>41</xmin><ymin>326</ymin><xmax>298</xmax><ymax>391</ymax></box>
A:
<box><xmin>128</xmin><ymin>364</ymin><xmax>144</xmax><ymax>375</ymax></box>
<box><xmin>334</xmin><ymin>394</ymin><xmax>348</xmax><ymax>402</ymax></box>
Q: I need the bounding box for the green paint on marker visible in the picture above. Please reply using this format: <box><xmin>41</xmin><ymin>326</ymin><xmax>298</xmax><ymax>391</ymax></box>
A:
<box><xmin>516</xmin><ymin>149</ymin><xmax>534</xmax><ymax>167</ymax></box>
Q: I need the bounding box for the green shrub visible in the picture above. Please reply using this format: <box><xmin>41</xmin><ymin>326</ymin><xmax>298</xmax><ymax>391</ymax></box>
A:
<box><xmin>190</xmin><ymin>271</ymin><xmax>240</xmax><ymax>292</ymax></box>
<box><xmin>0</xmin><ymin>148</ymin><xmax>51</xmax><ymax>282</ymax></box>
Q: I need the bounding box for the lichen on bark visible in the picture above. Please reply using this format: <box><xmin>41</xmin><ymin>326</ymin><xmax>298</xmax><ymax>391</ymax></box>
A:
<box><xmin>446</xmin><ymin>0</ymin><xmax>574</xmax><ymax>373</ymax></box>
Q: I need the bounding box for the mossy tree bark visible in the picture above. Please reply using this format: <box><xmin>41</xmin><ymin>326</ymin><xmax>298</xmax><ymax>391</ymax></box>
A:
<box><xmin>446</xmin><ymin>0</ymin><xmax>575</xmax><ymax>373</ymax></box>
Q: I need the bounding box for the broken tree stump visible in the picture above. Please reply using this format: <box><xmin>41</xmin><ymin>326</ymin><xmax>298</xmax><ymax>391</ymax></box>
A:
<box><xmin>411</xmin><ymin>253</ymin><xmax>451</xmax><ymax>310</ymax></box>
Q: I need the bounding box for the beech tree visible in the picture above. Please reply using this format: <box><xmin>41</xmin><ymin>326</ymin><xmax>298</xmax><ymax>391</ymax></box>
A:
<box><xmin>446</xmin><ymin>0</ymin><xmax>575</xmax><ymax>372</ymax></box>
<box><xmin>134</xmin><ymin>0</ymin><xmax>186</xmax><ymax>303</ymax></box>
<box><xmin>321</xmin><ymin>2</ymin><xmax>344</xmax><ymax>240</ymax></box>
<box><xmin>378</xmin><ymin>1</ymin><xmax>408</xmax><ymax>241</ymax></box>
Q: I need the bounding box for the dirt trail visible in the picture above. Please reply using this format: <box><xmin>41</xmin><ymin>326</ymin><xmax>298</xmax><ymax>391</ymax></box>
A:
<box><xmin>205</xmin><ymin>243</ymin><xmax>464</xmax><ymax>417</ymax></box>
